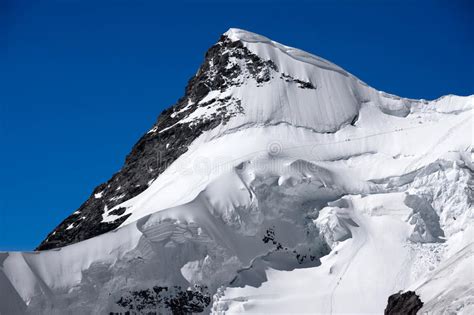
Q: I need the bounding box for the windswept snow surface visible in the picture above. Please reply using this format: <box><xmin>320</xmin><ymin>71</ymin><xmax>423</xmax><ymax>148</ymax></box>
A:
<box><xmin>1</xmin><ymin>29</ymin><xmax>473</xmax><ymax>314</ymax></box>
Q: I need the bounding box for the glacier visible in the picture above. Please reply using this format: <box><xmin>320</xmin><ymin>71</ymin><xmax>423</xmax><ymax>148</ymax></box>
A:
<box><xmin>1</xmin><ymin>28</ymin><xmax>473</xmax><ymax>314</ymax></box>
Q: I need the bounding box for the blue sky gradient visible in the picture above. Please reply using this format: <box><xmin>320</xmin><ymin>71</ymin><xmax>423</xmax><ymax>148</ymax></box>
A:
<box><xmin>1</xmin><ymin>0</ymin><xmax>473</xmax><ymax>250</ymax></box>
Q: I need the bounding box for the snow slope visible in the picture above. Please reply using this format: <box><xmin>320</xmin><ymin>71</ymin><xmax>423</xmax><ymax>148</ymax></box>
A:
<box><xmin>1</xmin><ymin>28</ymin><xmax>473</xmax><ymax>314</ymax></box>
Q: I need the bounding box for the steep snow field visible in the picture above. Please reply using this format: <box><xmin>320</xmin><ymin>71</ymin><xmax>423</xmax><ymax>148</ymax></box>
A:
<box><xmin>1</xmin><ymin>29</ymin><xmax>472</xmax><ymax>314</ymax></box>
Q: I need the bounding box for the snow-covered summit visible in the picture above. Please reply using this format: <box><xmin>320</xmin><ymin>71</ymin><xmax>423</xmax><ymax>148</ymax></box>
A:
<box><xmin>2</xmin><ymin>29</ymin><xmax>473</xmax><ymax>314</ymax></box>
<box><xmin>224</xmin><ymin>28</ymin><xmax>269</xmax><ymax>41</ymax></box>
<box><xmin>36</xmin><ymin>28</ymin><xmax>473</xmax><ymax>253</ymax></box>
<box><xmin>224</xmin><ymin>27</ymin><xmax>351</xmax><ymax>75</ymax></box>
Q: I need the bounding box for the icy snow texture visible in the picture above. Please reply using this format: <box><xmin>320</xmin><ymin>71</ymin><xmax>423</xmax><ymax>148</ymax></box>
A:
<box><xmin>1</xmin><ymin>28</ymin><xmax>473</xmax><ymax>314</ymax></box>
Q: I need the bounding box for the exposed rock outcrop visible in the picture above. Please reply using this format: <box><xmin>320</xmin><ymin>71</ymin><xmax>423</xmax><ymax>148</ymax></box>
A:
<box><xmin>385</xmin><ymin>291</ymin><xmax>423</xmax><ymax>315</ymax></box>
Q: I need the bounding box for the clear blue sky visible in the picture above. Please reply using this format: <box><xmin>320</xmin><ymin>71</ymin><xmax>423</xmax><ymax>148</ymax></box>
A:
<box><xmin>1</xmin><ymin>0</ymin><xmax>472</xmax><ymax>250</ymax></box>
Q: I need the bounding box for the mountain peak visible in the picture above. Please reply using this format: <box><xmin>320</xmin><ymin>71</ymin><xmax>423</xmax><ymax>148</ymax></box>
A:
<box><xmin>3</xmin><ymin>28</ymin><xmax>473</xmax><ymax>315</ymax></box>
<box><xmin>36</xmin><ymin>28</ymin><xmax>472</xmax><ymax>252</ymax></box>
<box><xmin>35</xmin><ymin>30</ymin><xmax>436</xmax><ymax>250</ymax></box>
<box><xmin>223</xmin><ymin>28</ymin><xmax>350</xmax><ymax>76</ymax></box>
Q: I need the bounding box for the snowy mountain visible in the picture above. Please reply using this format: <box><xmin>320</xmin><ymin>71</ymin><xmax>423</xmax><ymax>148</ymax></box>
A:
<box><xmin>1</xmin><ymin>28</ymin><xmax>473</xmax><ymax>314</ymax></box>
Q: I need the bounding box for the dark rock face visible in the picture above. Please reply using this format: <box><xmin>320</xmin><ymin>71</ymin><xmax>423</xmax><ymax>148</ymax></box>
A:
<box><xmin>280</xmin><ymin>73</ymin><xmax>316</xmax><ymax>89</ymax></box>
<box><xmin>262</xmin><ymin>227</ymin><xmax>322</xmax><ymax>265</ymax></box>
<box><xmin>111</xmin><ymin>285</ymin><xmax>210</xmax><ymax>315</ymax></box>
<box><xmin>36</xmin><ymin>35</ymin><xmax>280</xmax><ymax>251</ymax></box>
<box><xmin>385</xmin><ymin>291</ymin><xmax>423</xmax><ymax>315</ymax></box>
